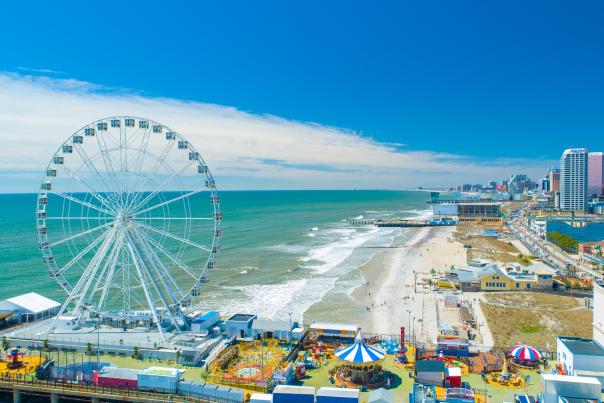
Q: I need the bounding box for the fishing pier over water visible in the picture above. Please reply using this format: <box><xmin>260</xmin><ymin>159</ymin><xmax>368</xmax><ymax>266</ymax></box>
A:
<box><xmin>348</xmin><ymin>219</ymin><xmax>457</xmax><ymax>227</ymax></box>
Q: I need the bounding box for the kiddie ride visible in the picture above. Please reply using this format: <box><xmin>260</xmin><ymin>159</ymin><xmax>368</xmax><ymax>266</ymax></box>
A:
<box><xmin>4</xmin><ymin>348</ymin><xmax>25</xmax><ymax>370</ymax></box>
<box><xmin>486</xmin><ymin>359</ymin><xmax>525</xmax><ymax>389</ymax></box>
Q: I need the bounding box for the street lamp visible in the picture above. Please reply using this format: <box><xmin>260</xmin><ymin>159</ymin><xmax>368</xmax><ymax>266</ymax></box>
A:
<box><xmin>95</xmin><ymin>323</ymin><xmax>100</xmax><ymax>368</ymax></box>
<box><xmin>288</xmin><ymin>311</ymin><xmax>293</xmax><ymax>347</ymax></box>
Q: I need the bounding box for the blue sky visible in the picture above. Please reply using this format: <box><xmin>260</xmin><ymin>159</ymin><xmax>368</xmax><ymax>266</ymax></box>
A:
<box><xmin>0</xmin><ymin>1</ymin><xmax>602</xmax><ymax>190</ymax></box>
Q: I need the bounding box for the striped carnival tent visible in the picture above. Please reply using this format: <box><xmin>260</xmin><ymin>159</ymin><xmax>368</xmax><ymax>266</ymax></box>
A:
<box><xmin>509</xmin><ymin>344</ymin><xmax>541</xmax><ymax>361</ymax></box>
<box><xmin>336</xmin><ymin>329</ymin><xmax>386</xmax><ymax>364</ymax></box>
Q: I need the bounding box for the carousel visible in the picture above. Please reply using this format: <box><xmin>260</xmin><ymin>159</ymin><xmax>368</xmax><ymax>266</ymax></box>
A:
<box><xmin>332</xmin><ymin>329</ymin><xmax>386</xmax><ymax>388</ymax></box>
<box><xmin>509</xmin><ymin>344</ymin><xmax>541</xmax><ymax>368</ymax></box>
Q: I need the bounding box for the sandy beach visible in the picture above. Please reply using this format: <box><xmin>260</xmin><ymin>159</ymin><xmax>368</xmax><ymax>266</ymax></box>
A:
<box><xmin>352</xmin><ymin>226</ymin><xmax>467</xmax><ymax>341</ymax></box>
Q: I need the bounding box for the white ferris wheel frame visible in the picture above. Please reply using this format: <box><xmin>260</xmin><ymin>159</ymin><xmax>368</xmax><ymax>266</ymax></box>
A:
<box><xmin>36</xmin><ymin>116</ymin><xmax>222</xmax><ymax>340</ymax></box>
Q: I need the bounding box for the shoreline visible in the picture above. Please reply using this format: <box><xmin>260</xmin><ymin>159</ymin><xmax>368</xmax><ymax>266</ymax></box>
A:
<box><xmin>352</xmin><ymin>226</ymin><xmax>467</xmax><ymax>338</ymax></box>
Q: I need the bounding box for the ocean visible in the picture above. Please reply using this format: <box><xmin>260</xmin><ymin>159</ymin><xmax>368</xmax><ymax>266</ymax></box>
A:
<box><xmin>0</xmin><ymin>190</ymin><xmax>429</xmax><ymax>327</ymax></box>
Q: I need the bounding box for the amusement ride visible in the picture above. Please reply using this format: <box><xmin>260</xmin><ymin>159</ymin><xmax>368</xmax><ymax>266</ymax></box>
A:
<box><xmin>36</xmin><ymin>117</ymin><xmax>221</xmax><ymax>340</ymax></box>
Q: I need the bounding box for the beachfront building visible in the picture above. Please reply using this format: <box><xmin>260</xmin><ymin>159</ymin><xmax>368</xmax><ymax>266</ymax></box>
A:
<box><xmin>0</xmin><ymin>292</ymin><xmax>60</xmax><ymax>323</ymax></box>
<box><xmin>252</xmin><ymin>318</ymin><xmax>302</xmax><ymax>341</ymax></box>
<box><xmin>588</xmin><ymin>152</ymin><xmax>604</xmax><ymax>196</ymax></box>
<box><xmin>560</xmin><ymin>148</ymin><xmax>589</xmax><ymax>212</ymax></box>
<box><xmin>448</xmin><ymin>263</ymin><xmax>553</xmax><ymax>292</ymax></box>
<box><xmin>456</xmin><ymin>203</ymin><xmax>503</xmax><ymax>226</ymax></box>
<box><xmin>222</xmin><ymin>314</ymin><xmax>257</xmax><ymax>339</ymax></box>
<box><xmin>556</xmin><ymin>336</ymin><xmax>604</xmax><ymax>390</ymax></box>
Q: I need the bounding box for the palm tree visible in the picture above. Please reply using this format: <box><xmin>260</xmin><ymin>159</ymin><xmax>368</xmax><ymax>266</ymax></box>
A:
<box><xmin>1</xmin><ymin>336</ymin><xmax>9</xmax><ymax>351</ymax></box>
<box><xmin>132</xmin><ymin>346</ymin><xmax>139</xmax><ymax>359</ymax></box>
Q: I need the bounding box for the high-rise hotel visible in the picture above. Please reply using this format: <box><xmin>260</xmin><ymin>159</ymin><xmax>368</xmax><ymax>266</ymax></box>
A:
<box><xmin>560</xmin><ymin>148</ymin><xmax>588</xmax><ymax>212</ymax></box>
<box><xmin>588</xmin><ymin>152</ymin><xmax>604</xmax><ymax>197</ymax></box>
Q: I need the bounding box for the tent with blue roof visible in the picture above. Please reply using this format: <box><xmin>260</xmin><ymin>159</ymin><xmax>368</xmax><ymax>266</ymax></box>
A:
<box><xmin>334</xmin><ymin>329</ymin><xmax>386</xmax><ymax>386</ymax></box>
<box><xmin>336</xmin><ymin>329</ymin><xmax>386</xmax><ymax>364</ymax></box>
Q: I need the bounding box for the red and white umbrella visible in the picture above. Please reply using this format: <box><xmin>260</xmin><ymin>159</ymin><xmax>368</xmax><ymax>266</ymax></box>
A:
<box><xmin>509</xmin><ymin>345</ymin><xmax>541</xmax><ymax>361</ymax></box>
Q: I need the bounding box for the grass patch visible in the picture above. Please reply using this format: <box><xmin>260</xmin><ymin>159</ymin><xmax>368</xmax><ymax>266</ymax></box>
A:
<box><xmin>480</xmin><ymin>292</ymin><xmax>592</xmax><ymax>349</ymax></box>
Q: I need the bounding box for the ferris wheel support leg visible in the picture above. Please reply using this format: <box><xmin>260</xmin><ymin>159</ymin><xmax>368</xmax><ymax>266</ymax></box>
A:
<box><xmin>125</xmin><ymin>230</ymin><xmax>184</xmax><ymax>334</ymax></box>
<box><xmin>124</xmin><ymin>233</ymin><xmax>167</xmax><ymax>342</ymax></box>
<box><xmin>138</xmin><ymin>240</ymin><xmax>189</xmax><ymax>329</ymax></box>
<box><xmin>131</xmin><ymin>230</ymin><xmax>184</xmax><ymax>305</ymax></box>
<box><xmin>72</xmin><ymin>230</ymin><xmax>118</xmax><ymax>315</ymax></box>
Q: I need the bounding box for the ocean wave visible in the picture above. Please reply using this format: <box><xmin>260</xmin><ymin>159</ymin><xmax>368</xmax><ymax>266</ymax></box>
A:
<box><xmin>263</xmin><ymin>243</ymin><xmax>309</xmax><ymax>255</ymax></box>
<box><xmin>300</xmin><ymin>227</ymin><xmax>386</xmax><ymax>274</ymax></box>
<box><xmin>218</xmin><ymin>277</ymin><xmax>338</xmax><ymax>322</ymax></box>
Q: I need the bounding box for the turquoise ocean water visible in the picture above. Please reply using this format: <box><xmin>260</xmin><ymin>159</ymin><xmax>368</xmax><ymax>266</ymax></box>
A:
<box><xmin>0</xmin><ymin>190</ymin><xmax>428</xmax><ymax>326</ymax></box>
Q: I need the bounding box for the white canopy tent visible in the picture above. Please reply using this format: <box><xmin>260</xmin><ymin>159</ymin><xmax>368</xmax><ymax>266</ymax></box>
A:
<box><xmin>0</xmin><ymin>292</ymin><xmax>60</xmax><ymax>323</ymax></box>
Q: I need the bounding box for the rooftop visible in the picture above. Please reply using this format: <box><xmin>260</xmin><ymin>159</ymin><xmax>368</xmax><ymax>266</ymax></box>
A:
<box><xmin>0</xmin><ymin>292</ymin><xmax>60</xmax><ymax>314</ymax></box>
<box><xmin>227</xmin><ymin>313</ymin><xmax>256</xmax><ymax>322</ymax></box>
<box><xmin>99</xmin><ymin>367</ymin><xmax>140</xmax><ymax>380</ymax></box>
<box><xmin>252</xmin><ymin>318</ymin><xmax>293</xmax><ymax>332</ymax></box>
<box><xmin>558</xmin><ymin>337</ymin><xmax>604</xmax><ymax>356</ymax></box>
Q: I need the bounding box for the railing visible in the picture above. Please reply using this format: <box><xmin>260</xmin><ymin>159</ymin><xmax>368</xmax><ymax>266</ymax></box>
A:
<box><xmin>0</xmin><ymin>373</ymin><xmax>219</xmax><ymax>402</ymax></box>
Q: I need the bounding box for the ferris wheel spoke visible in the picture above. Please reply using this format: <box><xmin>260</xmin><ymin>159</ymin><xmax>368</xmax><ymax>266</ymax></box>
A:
<box><xmin>137</xmin><ymin>230</ymin><xmax>199</xmax><ymax>280</ymax></box>
<box><xmin>133</xmin><ymin>188</ymin><xmax>206</xmax><ymax>217</ymax></box>
<box><xmin>73</xmin><ymin>228</ymin><xmax>118</xmax><ymax>313</ymax></box>
<box><xmin>134</xmin><ymin>217</ymin><xmax>213</xmax><ymax>221</ymax></box>
<box><xmin>131</xmin><ymin>229</ymin><xmax>184</xmax><ymax>302</ymax></box>
<box><xmin>57</xmin><ymin>227</ymin><xmax>113</xmax><ymax>275</ymax></box>
<box><xmin>46</xmin><ymin>216</ymin><xmax>112</xmax><ymax>220</ymax></box>
<box><xmin>47</xmin><ymin>226</ymin><xmax>117</xmax><ymax>331</ymax></box>
<box><xmin>51</xmin><ymin>191</ymin><xmax>115</xmax><ymax>216</ymax></box>
<box><xmin>71</xmin><ymin>144</ymin><xmax>122</xmax><ymax>210</ymax></box>
<box><xmin>55</xmin><ymin>164</ymin><xmax>119</xmax><ymax>214</ymax></box>
<box><xmin>49</xmin><ymin>222</ymin><xmax>114</xmax><ymax>248</ymax></box>
<box><xmin>98</xmin><ymin>239</ymin><xmax>123</xmax><ymax>310</ymax></box>
<box><xmin>124</xmin><ymin>231</ymin><xmax>179</xmax><ymax>338</ymax></box>
<box><xmin>91</xmin><ymin>234</ymin><xmax>123</xmax><ymax>309</ymax></box>
<box><xmin>95</xmin><ymin>131</ymin><xmax>125</xmax><ymax>207</ymax></box>
<box><xmin>125</xmin><ymin>136</ymin><xmax>176</xmax><ymax>213</ymax></box>
<box><xmin>137</xmin><ymin>222</ymin><xmax>211</xmax><ymax>252</ymax></box>
<box><xmin>127</xmin><ymin>158</ymin><xmax>198</xmax><ymax>214</ymax></box>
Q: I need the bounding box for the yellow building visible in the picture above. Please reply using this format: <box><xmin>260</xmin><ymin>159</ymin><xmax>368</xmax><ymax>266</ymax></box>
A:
<box><xmin>450</xmin><ymin>263</ymin><xmax>553</xmax><ymax>292</ymax></box>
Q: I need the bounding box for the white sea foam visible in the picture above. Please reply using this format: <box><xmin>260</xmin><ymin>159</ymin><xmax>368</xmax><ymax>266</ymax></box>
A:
<box><xmin>300</xmin><ymin>226</ymin><xmax>389</xmax><ymax>275</ymax></box>
<box><xmin>263</xmin><ymin>243</ymin><xmax>309</xmax><ymax>254</ymax></box>
<box><xmin>216</xmin><ymin>277</ymin><xmax>337</xmax><ymax>322</ymax></box>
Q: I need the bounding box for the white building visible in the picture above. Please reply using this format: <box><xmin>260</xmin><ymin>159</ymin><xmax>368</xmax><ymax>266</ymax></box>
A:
<box><xmin>594</xmin><ymin>283</ymin><xmax>604</xmax><ymax>347</ymax></box>
<box><xmin>541</xmin><ymin>374</ymin><xmax>601</xmax><ymax>403</ymax></box>
<box><xmin>560</xmin><ymin>148</ymin><xmax>588</xmax><ymax>212</ymax></box>
<box><xmin>0</xmin><ymin>292</ymin><xmax>60</xmax><ymax>323</ymax></box>
<box><xmin>557</xmin><ymin>336</ymin><xmax>604</xmax><ymax>390</ymax></box>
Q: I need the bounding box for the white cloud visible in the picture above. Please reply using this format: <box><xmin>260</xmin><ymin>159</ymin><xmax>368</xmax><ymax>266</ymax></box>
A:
<box><xmin>0</xmin><ymin>72</ymin><xmax>551</xmax><ymax>192</ymax></box>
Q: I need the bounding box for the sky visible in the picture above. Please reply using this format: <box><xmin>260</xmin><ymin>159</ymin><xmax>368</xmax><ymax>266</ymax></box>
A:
<box><xmin>0</xmin><ymin>0</ymin><xmax>603</xmax><ymax>191</ymax></box>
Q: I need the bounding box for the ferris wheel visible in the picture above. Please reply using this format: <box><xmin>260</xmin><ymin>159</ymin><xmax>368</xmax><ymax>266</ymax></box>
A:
<box><xmin>36</xmin><ymin>116</ymin><xmax>221</xmax><ymax>339</ymax></box>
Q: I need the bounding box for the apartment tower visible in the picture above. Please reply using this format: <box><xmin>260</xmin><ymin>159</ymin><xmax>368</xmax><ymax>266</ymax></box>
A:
<box><xmin>560</xmin><ymin>148</ymin><xmax>588</xmax><ymax>212</ymax></box>
<box><xmin>588</xmin><ymin>152</ymin><xmax>604</xmax><ymax>196</ymax></box>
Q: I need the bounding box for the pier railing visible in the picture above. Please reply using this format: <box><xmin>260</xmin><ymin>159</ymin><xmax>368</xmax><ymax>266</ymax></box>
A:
<box><xmin>0</xmin><ymin>373</ymin><xmax>232</xmax><ymax>403</ymax></box>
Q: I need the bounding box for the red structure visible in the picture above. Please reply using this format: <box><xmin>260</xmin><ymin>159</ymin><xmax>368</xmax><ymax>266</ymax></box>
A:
<box><xmin>400</xmin><ymin>326</ymin><xmax>405</xmax><ymax>346</ymax></box>
<box><xmin>94</xmin><ymin>368</ymin><xmax>139</xmax><ymax>390</ymax></box>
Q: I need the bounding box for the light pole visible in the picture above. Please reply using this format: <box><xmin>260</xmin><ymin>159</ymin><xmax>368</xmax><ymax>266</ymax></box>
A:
<box><xmin>288</xmin><ymin>311</ymin><xmax>293</xmax><ymax>347</ymax></box>
<box><xmin>176</xmin><ymin>349</ymin><xmax>181</xmax><ymax>394</ymax></box>
<box><xmin>406</xmin><ymin>310</ymin><xmax>411</xmax><ymax>345</ymax></box>
<box><xmin>95</xmin><ymin>323</ymin><xmax>100</xmax><ymax>368</ymax></box>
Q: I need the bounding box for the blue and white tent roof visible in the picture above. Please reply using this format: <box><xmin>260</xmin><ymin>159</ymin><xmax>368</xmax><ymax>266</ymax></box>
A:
<box><xmin>335</xmin><ymin>329</ymin><xmax>386</xmax><ymax>364</ymax></box>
